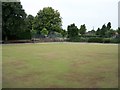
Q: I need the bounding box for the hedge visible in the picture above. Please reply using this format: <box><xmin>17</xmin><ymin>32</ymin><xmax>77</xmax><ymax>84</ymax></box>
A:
<box><xmin>88</xmin><ymin>37</ymin><xmax>103</xmax><ymax>43</ymax></box>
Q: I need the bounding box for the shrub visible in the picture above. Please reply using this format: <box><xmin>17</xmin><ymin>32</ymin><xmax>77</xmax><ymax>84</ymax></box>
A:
<box><xmin>88</xmin><ymin>37</ymin><xmax>103</xmax><ymax>43</ymax></box>
<box><xmin>110</xmin><ymin>38</ymin><xmax>120</xmax><ymax>43</ymax></box>
<box><xmin>68</xmin><ymin>37</ymin><xmax>88</xmax><ymax>42</ymax></box>
<box><xmin>79</xmin><ymin>37</ymin><xmax>88</xmax><ymax>42</ymax></box>
<box><xmin>103</xmin><ymin>38</ymin><xmax>111</xmax><ymax>43</ymax></box>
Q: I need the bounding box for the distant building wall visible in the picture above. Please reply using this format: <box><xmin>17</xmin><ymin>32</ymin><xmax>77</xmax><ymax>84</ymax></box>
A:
<box><xmin>119</xmin><ymin>1</ymin><xmax>120</xmax><ymax>27</ymax></box>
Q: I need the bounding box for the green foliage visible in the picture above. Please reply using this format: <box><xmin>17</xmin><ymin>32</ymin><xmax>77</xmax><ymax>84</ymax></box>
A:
<box><xmin>105</xmin><ymin>29</ymin><xmax>115</xmax><ymax>38</ymax></box>
<box><xmin>48</xmin><ymin>31</ymin><xmax>62</xmax><ymax>38</ymax></box>
<box><xmin>88</xmin><ymin>37</ymin><xmax>103</xmax><ymax>43</ymax></box>
<box><xmin>100</xmin><ymin>24</ymin><xmax>107</xmax><ymax>37</ymax></box>
<box><xmin>61</xmin><ymin>29</ymin><xmax>67</xmax><ymax>38</ymax></box>
<box><xmin>67</xmin><ymin>23</ymin><xmax>78</xmax><ymax>39</ymax></box>
<box><xmin>72</xmin><ymin>37</ymin><xmax>88</xmax><ymax>42</ymax></box>
<box><xmin>2</xmin><ymin>3</ymin><xmax>118</xmax><ymax>44</ymax></box>
<box><xmin>25</xmin><ymin>15</ymin><xmax>34</xmax><ymax>31</ymax></box>
<box><xmin>79</xmin><ymin>37</ymin><xmax>88</xmax><ymax>42</ymax></box>
<box><xmin>96</xmin><ymin>22</ymin><xmax>112</xmax><ymax>38</ymax></box>
<box><xmin>31</xmin><ymin>29</ymin><xmax>36</xmax><ymax>42</ymax></box>
<box><xmin>31</xmin><ymin>29</ymin><xmax>37</xmax><ymax>35</ymax></box>
<box><xmin>33</xmin><ymin>7</ymin><xmax>62</xmax><ymax>34</ymax></box>
<box><xmin>117</xmin><ymin>27</ymin><xmax>120</xmax><ymax>34</ymax></box>
<box><xmin>103</xmin><ymin>38</ymin><xmax>111</xmax><ymax>43</ymax></box>
<box><xmin>40</xmin><ymin>28</ymin><xmax>49</xmax><ymax>37</ymax></box>
<box><xmin>107</xmin><ymin>22</ymin><xmax>111</xmax><ymax>30</ymax></box>
<box><xmin>79</xmin><ymin>24</ymin><xmax>87</xmax><ymax>35</ymax></box>
<box><xmin>17</xmin><ymin>31</ymin><xmax>31</xmax><ymax>40</ymax></box>
<box><xmin>110</xmin><ymin>38</ymin><xmax>120</xmax><ymax>43</ymax></box>
<box><xmin>2</xmin><ymin>2</ymin><xmax>27</xmax><ymax>40</ymax></box>
<box><xmin>66</xmin><ymin>22</ymin><xmax>119</xmax><ymax>43</ymax></box>
<box><xmin>24</xmin><ymin>14</ymin><xmax>34</xmax><ymax>39</ymax></box>
<box><xmin>96</xmin><ymin>28</ymin><xmax>101</xmax><ymax>35</ymax></box>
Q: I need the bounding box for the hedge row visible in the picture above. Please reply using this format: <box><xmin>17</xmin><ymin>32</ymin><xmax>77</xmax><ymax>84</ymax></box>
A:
<box><xmin>68</xmin><ymin>37</ymin><xmax>120</xmax><ymax>43</ymax></box>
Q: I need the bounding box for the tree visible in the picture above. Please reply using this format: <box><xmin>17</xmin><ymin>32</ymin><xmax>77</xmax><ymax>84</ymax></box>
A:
<box><xmin>67</xmin><ymin>23</ymin><xmax>78</xmax><ymax>39</ymax></box>
<box><xmin>100</xmin><ymin>24</ymin><xmax>107</xmax><ymax>37</ymax></box>
<box><xmin>40</xmin><ymin>28</ymin><xmax>49</xmax><ymax>37</ymax></box>
<box><xmin>25</xmin><ymin>15</ymin><xmax>34</xmax><ymax>31</ymax></box>
<box><xmin>79</xmin><ymin>24</ymin><xmax>87</xmax><ymax>35</ymax></box>
<box><xmin>117</xmin><ymin>27</ymin><xmax>120</xmax><ymax>35</ymax></box>
<box><xmin>61</xmin><ymin>29</ymin><xmax>67</xmax><ymax>38</ymax></box>
<box><xmin>104</xmin><ymin>22</ymin><xmax>112</xmax><ymax>37</ymax></box>
<box><xmin>96</xmin><ymin>28</ymin><xmax>101</xmax><ymax>35</ymax></box>
<box><xmin>33</xmin><ymin>7</ymin><xmax>62</xmax><ymax>35</ymax></box>
<box><xmin>24</xmin><ymin>14</ymin><xmax>34</xmax><ymax>39</ymax></box>
<box><xmin>2</xmin><ymin>2</ymin><xmax>27</xmax><ymax>40</ymax></box>
<box><xmin>105</xmin><ymin>29</ymin><xmax>115</xmax><ymax>38</ymax></box>
<box><xmin>107</xmin><ymin>22</ymin><xmax>111</xmax><ymax>30</ymax></box>
<box><xmin>31</xmin><ymin>29</ymin><xmax>37</xmax><ymax>42</ymax></box>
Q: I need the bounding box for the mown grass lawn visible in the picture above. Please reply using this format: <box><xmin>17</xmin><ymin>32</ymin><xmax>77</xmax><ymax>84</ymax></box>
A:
<box><xmin>2</xmin><ymin>43</ymin><xmax>118</xmax><ymax>88</ymax></box>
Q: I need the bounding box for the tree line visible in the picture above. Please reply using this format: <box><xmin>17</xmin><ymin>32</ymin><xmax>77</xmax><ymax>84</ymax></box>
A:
<box><xmin>2</xmin><ymin>2</ymin><xmax>64</xmax><ymax>41</ymax></box>
<box><xmin>2</xmin><ymin>2</ymin><xmax>120</xmax><ymax>43</ymax></box>
<box><xmin>67</xmin><ymin>23</ymin><xmax>120</xmax><ymax>43</ymax></box>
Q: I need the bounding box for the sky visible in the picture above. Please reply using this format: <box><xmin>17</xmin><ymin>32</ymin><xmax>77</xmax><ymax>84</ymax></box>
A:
<box><xmin>20</xmin><ymin>0</ymin><xmax>119</xmax><ymax>31</ymax></box>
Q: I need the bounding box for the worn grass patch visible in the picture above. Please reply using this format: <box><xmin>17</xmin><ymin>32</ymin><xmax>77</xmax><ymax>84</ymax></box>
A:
<box><xmin>2</xmin><ymin>43</ymin><xmax>118</xmax><ymax>88</ymax></box>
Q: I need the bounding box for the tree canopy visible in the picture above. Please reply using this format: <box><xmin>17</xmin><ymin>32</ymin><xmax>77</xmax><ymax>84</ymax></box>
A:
<box><xmin>79</xmin><ymin>24</ymin><xmax>87</xmax><ymax>35</ymax></box>
<box><xmin>107</xmin><ymin>22</ymin><xmax>111</xmax><ymax>30</ymax></box>
<box><xmin>100</xmin><ymin>24</ymin><xmax>107</xmax><ymax>37</ymax></box>
<box><xmin>40</xmin><ymin>28</ymin><xmax>49</xmax><ymax>37</ymax></box>
<box><xmin>25</xmin><ymin>14</ymin><xmax>34</xmax><ymax>32</ymax></box>
<box><xmin>2</xmin><ymin>2</ymin><xmax>119</xmax><ymax>43</ymax></box>
<box><xmin>2</xmin><ymin>2</ymin><xmax>26</xmax><ymax>40</ymax></box>
<box><xmin>67</xmin><ymin>23</ymin><xmax>78</xmax><ymax>39</ymax></box>
<box><xmin>117</xmin><ymin>27</ymin><xmax>120</xmax><ymax>34</ymax></box>
<box><xmin>33</xmin><ymin>7</ymin><xmax>62</xmax><ymax>35</ymax></box>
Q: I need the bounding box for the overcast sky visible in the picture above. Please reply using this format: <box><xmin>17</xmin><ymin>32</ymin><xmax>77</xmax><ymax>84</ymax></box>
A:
<box><xmin>20</xmin><ymin>0</ymin><xmax>119</xmax><ymax>31</ymax></box>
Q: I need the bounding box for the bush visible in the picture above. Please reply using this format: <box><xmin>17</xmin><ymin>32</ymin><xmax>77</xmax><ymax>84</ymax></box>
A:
<box><xmin>103</xmin><ymin>38</ymin><xmax>111</xmax><ymax>43</ymax></box>
<box><xmin>68</xmin><ymin>37</ymin><xmax>88</xmax><ymax>42</ymax></box>
<box><xmin>110</xmin><ymin>38</ymin><xmax>120</xmax><ymax>43</ymax></box>
<box><xmin>68</xmin><ymin>36</ymin><xmax>120</xmax><ymax>43</ymax></box>
<box><xmin>69</xmin><ymin>37</ymin><xmax>80</xmax><ymax>42</ymax></box>
<box><xmin>88</xmin><ymin>37</ymin><xmax>103</xmax><ymax>43</ymax></box>
<box><xmin>79</xmin><ymin>37</ymin><xmax>88</xmax><ymax>42</ymax></box>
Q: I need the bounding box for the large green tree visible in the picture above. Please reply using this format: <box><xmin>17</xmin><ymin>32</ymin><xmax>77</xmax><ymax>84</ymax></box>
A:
<box><xmin>33</xmin><ymin>7</ymin><xmax>62</xmax><ymax>36</ymax></box>
<box><xmin>2</xmin><ymin>2</ymin><xmax>26</xmax><ymax>40</ymax></box>
<box><xmin>67</xmin><ymin>23</ymin><xmax>78</xmax><ymax>39</ymax></box>
<box><xmin>96</xmin><ymin>22</ymin><xmax>112</xmax><ymax>37</ymax></box>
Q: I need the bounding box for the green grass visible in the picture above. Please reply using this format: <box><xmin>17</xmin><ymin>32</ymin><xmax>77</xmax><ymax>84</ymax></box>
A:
<box><xmin>2</xmin><ymin>43</ymin><xmax>118</xmax><ymax>88</ymax></box>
